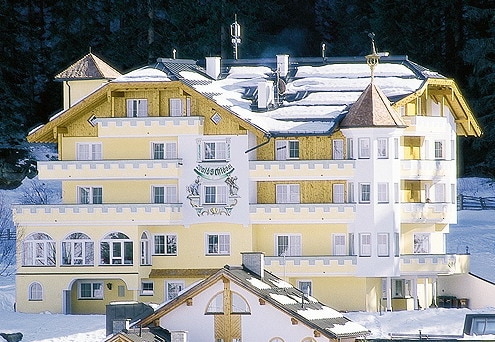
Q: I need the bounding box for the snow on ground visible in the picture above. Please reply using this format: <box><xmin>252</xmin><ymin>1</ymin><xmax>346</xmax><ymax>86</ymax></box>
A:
<box><xmin>1</xmin><ymin>177</ymin><xmax>495</xmax><ymax>340</ymax></box>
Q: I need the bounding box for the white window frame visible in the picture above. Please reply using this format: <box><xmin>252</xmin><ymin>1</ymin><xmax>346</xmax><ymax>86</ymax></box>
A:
<box><xmin>61</xmin><ymin>232</ymin><xmax>94</xmax><ymax>266</ymax></box>
<box><xmin>78</xmin><ymin>186</ymin><xmax>102</xmax><ymax>204</ymax></box>
<box><xmin>347</xmin><ymin>138</ymin><xmax>354</xmax><ymax>159</ymax></box>
<box><xmin>358</xmin><ymin>138</ymin><xmax>370</xmax><ymax>159</ymax></box>
<box><xmin>203</xmin><ymin>141</ymin><xmax>227</xmax><ymax>161</ymax></box>
<box><xmin>434</xmin><ymin>183</ymin><xmax>446</xmax><ymax>202</ymax></box>
<box><xmin>152</xmin><ymin>185</ymin><xmax>177</xmax><ymax>204</ymax></box>
<box><xmin>434</xmin><ymin>140</ymin><xmax>444</xmax><ymax>159</ymax></box>
<box><xmin>275</xmin><ymin>234</ymin><xmax>301</xmax><ymax>256</ymax></box>
<box><xmin>169</xmin><ymin>98</ymin><xmax>183</xmax><ymax>116</ymax></box>
<box><xmin>276</xmin><ymin>184</ymin><xmax>300</xmax><ymax>204</ymax></box>
<box><xmin>332</xmin><ymin>233</ymin><xmax>346</xmax><ymax>256</ymax></box>
<box><xmin>78</xmin><ymin>281</ymin><xmax>103</xmax><ymax>299</ymax></box>
<box><xmin>166</xmin><ymin>280</ymin><xmax>185</xmax><ymax>300</ymax></box>
<box><xmin>359</xmin><ymin>233</ymin><xmax>372</xmax><ymax>257</ymax></box>
<box><xmin>359</xmin><ymin>183</ymin><xmax>371</xmax><ymax>203</ymax></box>
<box><xmin>76</xmin><ymin>143</ymin><xmax>102</xmax><ymax>160</ymax></box>
<box><xmin>152</xmin><ymin>142</ymin><xmax>177</xmax><ymax>160</ymax></box>
<box><xmin>377</xmin><ymin>233</ymin><xmax>389</xmax><ymax>257</ymax></box>
<box><xmin>333</xmin><ymin>183</ymin><xmax>345</xmax><ymax>204</ymax></box>
<box><xmin>100</xmin><ymin>232</ymin><xmax>133</xmax><ymax>265</ymax></box>
<box><xmin>413</xmin><ymin>233</ymin><xmax>430</xmax><ymax>254</ymax></box>
<box><xmin>28</xmin><ymin>282</ymin><xmax>43</xmax><ymax>301</ymax></box>
<box><xmin>154</xmin><ymin>234</ymin><xmax>177</xmax><ymax>255</ymax></box>
<box><xmin>348</xmin><ymin>182</ymin><xmax>355</xmax><ymax>203</ymax></box>
<box><xmin>297</xmin><ymin>280</ymin><xmax>313</xmax><ymax>296</ymax></box>
<box><xmin>141</xmin><ymin>281</ymin><xmax>154</xmax><ymax>296</ymax></box>
<box><xmin>377</xmin><ymin>183</ymin><xmax>389</xmax><ymax>203</ymax></box>
<box><xmin>332</xmin><ymin>139</ymin><xmax>344</xmax><ymax>160</ymax></box>
<box><xmin>275</xmin><ymin>140</ymin><xmax>300</xmax><ymax>160</ymax></box>
<box><xmin>203</xmin><ymin>185</ymin><xmax>227</xmax><ymax>205</ymax></box>
<box><xmin>377</xmin><ymin>138</ymin><xmax>388</xmax><ymax>159</ymax></box>
<box><xmin>140</xmin><ymin>232</ymin><xmax>151</xmax><ymax>265</ymax></box>
<box><xmin>127</xmin><ymin>99</ymin><xmax>148</xmax><ymax>117</ymax></box>
<box><xmin>206</xmin><ymin>234</ymin><xmax>230</xmax><ymax>255</ymax></box>
<box><xmin>23</xmin><ymin>233</ymin><xmax>56</xmax><ymax>266</ymax></box>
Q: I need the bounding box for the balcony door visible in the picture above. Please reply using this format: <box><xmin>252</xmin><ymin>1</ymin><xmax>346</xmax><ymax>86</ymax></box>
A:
<box><xmin>333</xmin><ymin>234</ymin><xmax>346</xmax><ymax>256</ymax></box>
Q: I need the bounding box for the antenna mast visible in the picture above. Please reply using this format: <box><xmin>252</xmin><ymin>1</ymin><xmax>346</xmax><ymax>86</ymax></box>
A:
<box><xmin>231</xmin><ymin>14</ymin><xmax>241</xmax><ymax>60</ymax></box>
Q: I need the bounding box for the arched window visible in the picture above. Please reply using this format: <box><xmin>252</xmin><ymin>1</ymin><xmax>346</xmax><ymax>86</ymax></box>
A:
<box><xmin>269</xmin><ymin>338</ymin><xmax>284</xmax><ymax>342</ymax></box>
<box><xmin>100</xmin><ymin>232</ymin><xmax>133</xmax><ymax>265</ymax></box>
<box><xmin>140</xmin><ymin>232</ymin><xmax>151</xmax><ymax>265</ymax></box>
<box><xmin>205</xmin><ymin>291</ymin><xmax>251</xmax><ymax>314</ymax></box>
<box><xmin>28</xmin><ymin>282</ymin><xmax>43</xmax><ymax>301</ymax></box>
<box><xmin>23</xmin><ymin>233</ymin><xmax>56</xmax><ymax>266</ymax></box>
<box><xmin>61</xmin><ymin>232</ymin><xmax>94</xmax><ymax>265</ymax></box>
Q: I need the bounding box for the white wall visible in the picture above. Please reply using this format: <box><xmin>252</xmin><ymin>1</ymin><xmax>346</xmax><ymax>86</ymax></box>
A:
<box><xmin>438</xmin><ymin>273</ymin><xmax>495</xmax><ymax>309</ymax></box>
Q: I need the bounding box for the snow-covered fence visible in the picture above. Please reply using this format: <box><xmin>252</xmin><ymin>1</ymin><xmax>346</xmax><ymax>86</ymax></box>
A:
<box><xmin>457</xmin><ymin>195</ymin><xmax>495</xmax><ymax>210</ymax></box>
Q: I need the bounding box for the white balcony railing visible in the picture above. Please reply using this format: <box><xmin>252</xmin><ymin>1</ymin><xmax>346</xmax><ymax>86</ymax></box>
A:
<box><xmin>249</xmin><ymin>159</ymin><xmax>355</xmax><ymax>180</ymax></box>
<box><xmin>400</xmin><ymin>202</ymin><xmax>456</xmax><ymax>223</ymax></box>
<box><xmin>401</xmin><ymin>159</ymin><xmax>455</xmax><ymax>180</ymax></box>
<box><xmin>250</xmin><ymin>203</ymin><xmax>356</xmax><ymax>224</ymax></box>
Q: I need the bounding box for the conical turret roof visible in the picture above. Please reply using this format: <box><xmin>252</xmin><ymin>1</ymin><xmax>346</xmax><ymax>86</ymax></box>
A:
<box><xmin>55</xmin><ymin>53</ymin><xmax>121</xmax><ymax>81</ymax></box>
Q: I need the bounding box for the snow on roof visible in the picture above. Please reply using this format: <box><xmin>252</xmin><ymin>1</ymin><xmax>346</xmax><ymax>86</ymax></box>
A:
<box><xmin>269</xmin><ymin>278</ymin><xmax>293</xmax><ymax>288</ymax></box>
<box><xmin>297</xmin><ymin>306</ymin><xmax>343</xmax><ymax>320</ymax></box>
<box><xmin>327</xmin><ymin>321</ymin><xmax>372</xmax><ymax>336</ymax></box>
<box><xmin>114</xmin><ymin>67</ymin><xmax>171</xmax><ymax>82</ymax></box>
<box><xmin>269</xmin><ymin>293</ymin><xmax>299</xmax><ymax>305</ymax></box>
<box><xmin>247</xmin><ymin>277</ymin><xmax>271</xmax><ymax>289</ymax></box>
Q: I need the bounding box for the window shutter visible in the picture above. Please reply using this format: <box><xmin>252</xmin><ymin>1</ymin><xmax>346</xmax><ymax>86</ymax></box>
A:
<box><xmin>333</xmin><ymin>184</ymin><xmax>344</xmax><ymax>203</ymax></box>
<box><xmin>138</xmin><ymin>99</ymin><xmax>147</xmax><ymax>117</ymax></box>
<box><xmin>275</xmin><ymin>141</ymin><xmax>287</xmax><ymax>160</ymax></box>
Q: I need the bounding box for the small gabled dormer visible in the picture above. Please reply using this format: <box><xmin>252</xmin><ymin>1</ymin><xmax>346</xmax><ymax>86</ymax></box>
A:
<box><xmin>55</xmin><ymin>52</ymin><xmax>121</xmax><ymax>110</ymax></box>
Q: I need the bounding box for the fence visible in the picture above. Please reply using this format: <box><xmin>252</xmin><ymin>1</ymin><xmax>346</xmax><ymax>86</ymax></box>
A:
<box><xmin>457</xmin><ymin>195</ymin><xmax>495</xmax><ymax>210</ymax></box>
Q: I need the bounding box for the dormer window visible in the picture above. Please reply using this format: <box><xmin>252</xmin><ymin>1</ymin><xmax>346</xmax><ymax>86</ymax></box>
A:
<box><xmin>126</xmin><ymin>99</ymin><xmax>148</xmax><ymax>117</ymax></box>
<box><xmin>275</xmin><ymin>140</ymin><xmax>299</xmax><ymax>160</ymax></box>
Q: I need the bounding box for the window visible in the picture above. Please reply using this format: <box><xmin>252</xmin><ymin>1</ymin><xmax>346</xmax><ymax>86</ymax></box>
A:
<box><xmin>153</xmin><ymin>185</ymin><xmax>177</xmax><ymax>204</ymax></box>
<box><xmin>169</xmin><ymin>98</ymin><xmax>183</xmax><ymax>116</ymax></box>
<box><xmin>332</xmin><ymin>184</ymin><xmax>345</xmax><ymax>203</ymax></box>
<box><xmin>204</xmin><ymin>185</ymin><xmax>227</xmax><ymax>205</ymax></box>
<box><xmin>297</xmin><ymin>280</ymin><xmax>312</xmax><ymax>296</ymax></box>
<box><xmin>276</xmin><ymin>184</ymin><xmax>300</xmax><ymax>204</ymax></box>
<box><xmin>413</xmin><ymin>233</ymin><xmax>430</xmax><ymax>254</ymax></box>
<box><xmin>434</xmin><ymin>140</ymin><xmax>444</xmax><ymax>159</ymax></box>
<box><xmin>166</xmin><ymin>281</ymin><xmax>185</xmax><ymax>300</ymax></box>
<box><xmin>206</xmin><ymin>234</ymin><xmax>230</xmax><ymax>255</ymax></box>
<box><xmin>79</xmin><ymin>281</ymin><xmax>103</xmax><ymax>299</ymax></box>
<box><xmin>332</xmin><ymin>139</ymin><xmax>344</xmax><ymax>160</ymax></box>
<box><xmin>28</xmin><ymin>282</ymin><xmax>43</xmax><ymax>301</ymax></box>
<box><xmin>118</xmin><ymin>285</ymin><xmax>126</xmax><ymax>297</ymax></box>
<box><xmin>203</xmin><ymin>141</ymin><xmax>227</xmax><ymax>161</ymax></box>
<box><xmin>359</xmin><ymin>233</ymin><xmax>371</xmax><ymax>257</ymax></box>
<box><xmin>359</xmin><ymin>183</ymin><xmax>371</xmax><ymax>203</ymax></box>
<box><xmin>377</xmin><ymin>233</ymin><xmax>389</xmax><ymax>257</ymax></box>
<box><xmin>392</xmin><ymin>279</ymin><xmax>412</xmax><ymax>298</ymax></box>
<box><xmin>434</xmin><ymin>183</ymin><xmax>446</xmax><ymax>202</ymax></box>
<box><xmin>358</xmin><ymin>138</ymin><xmax>370</xmax><ymax>158</ymax></box>
<box><xmin>206</xmin><ymin>292</ymin><xmax>224</xmax><ymax>314</ymax></box>
<box><xmin>152</xmin><ymin>142</ymin><xmax>177</xmax><ymax>159</ymax></box>
<box><xmin>347</xmin><ymin>138</ymin><xmax>354</xmax><ymax>159</ymax></box>
<box><xmin>333</xmin><ymin>234</ymin><xmax>346</xmax><ymax>255</ymax></box>
<box><xmin>470</xmin><ymin>317</ymin><xmax>495</xmax><ymax>335</ymax></box>
<box><xmin>61</xmin><ymin>232</ymin><xmax>94</xmax><ymax>266</ymax></box>
<box><xmin>127</xmin><ymin>99</ymin><xmax>147</xmax><ymax>117</ymax></box>
<box><xmin>78</xmin><ymin>187</ymin><xmax>102</xmax><ymax>204</ymax></box>
<box><xmin>23</xmin><ymin>232</ymin><xmax>56</xmax><ymax>266</ymax></box>
<box><xmin>377</xmin><ymin>183</ymin><xmax>389</xmax><ymax>203</ymax></box>
<box><xmin>77</xmin><ymin>143</ymin><xmax>102</xmax><ymax>160</ymax></box>
<box><xmin>141</xmin><ymin>281</ymin><xmax>154</xmax><ymax>296</ymax></box>
<box><xmin>269</xmin><ymin>339</ymin><xmax>285</xmax><ymax>342</ymax></box>
<box><xmin>275</xmin><ymin>140</ymin><xmax>299</xmax><ymax>160</ymax></box>
<box><xmin>377</xmin><ymin>138</ymin><xmax>388</xmax><ymax>158</ymax></box>
<box><xmin>206</xmin><ymin>291</ymin><xmax>250</xmax><ymax>314</ymax></box>
<box><xmin>349</xmin><ymin>233</ymin><xmax>355</xmax><ymax>256</ymax></box>
<box><xmin>154</xmin><ymin>234</ymin><xmax>177</xmax><ymax>255</ymax></box>
<box><xmin>100</xmin><ymin>232</ymin><xmax>133</xmax><ymax>265</ymax></box>
<box><xmin>276</xmin><ymin>234</ymin><xmax>301</xmax><ymax>256</ymax></box>
<box><xmin>394</xmin><ymin>138</ymin><xmax>399</xmax><ymax>159</ymax></box>
<box><xmin>140</xmin><ymin>232</ymin><xmax>151</xmax><ymax>265</ymax></box>
<box><xmin>348</xmin><ymin>182</ymin><xmax>355</xmax><ymax>203</ymax></box>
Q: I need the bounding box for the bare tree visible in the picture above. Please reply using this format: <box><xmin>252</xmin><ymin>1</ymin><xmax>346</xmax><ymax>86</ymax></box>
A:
<box><xmin>0</xmin><ymin>194</ymin><xmax>19</xmax><ymax>276</ymax></box>
<box><xmin>19</xmin><ymin>178</ymin><xmax>61</xmax><ymax>205</ymax></box>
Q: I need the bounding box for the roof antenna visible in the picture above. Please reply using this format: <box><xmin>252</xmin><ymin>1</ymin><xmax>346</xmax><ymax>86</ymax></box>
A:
<box><xmin>172</xmin><ymin>48</ymin><xmax>177</xmax><ymax>59</ymax></box>
<box><xmin>231</xmin><ymin>14</ymin><xmax>241</xmax><ymax>60</ymax></box>
<box><xmin>366</xmin><ymin>32</ymin><xmax>380</xmax><ymax>83</ymax></box>
<box><xmin>321</xmin><ymin>42</ymin><xmax>326</xmax><ymax>60</ymax></box>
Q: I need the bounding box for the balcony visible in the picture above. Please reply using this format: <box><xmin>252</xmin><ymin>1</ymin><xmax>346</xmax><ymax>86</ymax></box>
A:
<box><xmin>264</xmin><ymin>253</ymin><xmax>469</xmax><ymax>277</ymax></box>
<box><xmin>94</xmin><ymin>116</ymin><xmax>204</xmax><ymax>137</ymax></box>
<box><xmin>250</xmin><ymin>203</ymin><xmax>356</xmax><ymax>224</ymax></box>
<box><xmin>402</xmin><ymin>116</ymin><xmax>448</xmax><ymax>133</ymax></box>
<box><xmin>400</xmin><ymin>254</ymin><xmax>469</xmax><ymax>275</ymax></box>
<box><xmin>13</xmin><ymin>203</ymin><xmax>182</xmax><ymax>225</ymax></box>
<box><xmin>249</xmin><ymin>160</ymin><xmax>355</xmax><ymax>180</ymax></box>
<box><xmin>36</xmin><ymin>159</ymin><xmax>182</xmax><ymax>180</ymax></box>
<box><xmin>401</xmin><ymin>159</ymin><xmax>455</xmax><ymax>180</ymax></box>
<box><xmin>400</xmin><ymin>202</ymin><xmax>456</xmax><ymax>224</ymax></box>
<box><xmin>264</xmin><ymin>255</ymin><xmax>358</xmax><ymax>277</ymax></box>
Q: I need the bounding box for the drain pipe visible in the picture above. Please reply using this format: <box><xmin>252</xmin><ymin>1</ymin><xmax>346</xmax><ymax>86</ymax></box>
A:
<box><xmin>245</xmin><ymin>133</ymin><xmax>271</xmax><ymax>154</ymax></box>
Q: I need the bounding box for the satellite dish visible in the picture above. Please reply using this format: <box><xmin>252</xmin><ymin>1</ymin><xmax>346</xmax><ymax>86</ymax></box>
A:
<box><xmin>277</xmin><ymin>79</ymin><xmax>286</xmax><ymax>95</ymax></box>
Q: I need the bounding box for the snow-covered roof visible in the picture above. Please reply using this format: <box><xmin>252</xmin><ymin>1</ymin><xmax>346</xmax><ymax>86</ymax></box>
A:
<box><xmin>114</xmin><ymin>55</ymin><xmax>437</xmax><ymax>136</ymax></box>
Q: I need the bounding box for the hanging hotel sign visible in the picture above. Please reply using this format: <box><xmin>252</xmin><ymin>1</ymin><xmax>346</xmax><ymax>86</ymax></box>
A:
<box><xmin>186</xmin><ymin>163</ymin><xmax>240</xmax><ymax>216</ymax></box>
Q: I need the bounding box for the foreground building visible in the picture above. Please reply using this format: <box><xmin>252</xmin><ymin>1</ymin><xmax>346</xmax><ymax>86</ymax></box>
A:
<box><xmin>14</xmin><ymin>46</ymin><xmax>481</xmax><ymax>315</ymax></box>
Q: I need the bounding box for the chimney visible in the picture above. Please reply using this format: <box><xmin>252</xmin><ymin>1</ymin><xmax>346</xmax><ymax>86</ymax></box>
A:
<box><xmin>205</xmin><ymin>56</ymin><xmax>221</xmax><ymax>80</ymax></box>
<box><xmin>276</xmin><ymin>54</ymin><xmax>289</xmax><ymax>77</ymax></box>
<box><xmin>242</xmin><ymin>252</ymin><xmax>264</xmax><ymax>279</ymax></box>
<box><xmin>257</xmin><ymin>81</ymin><xmax>274</xmax><ymax>110</ymax></box>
